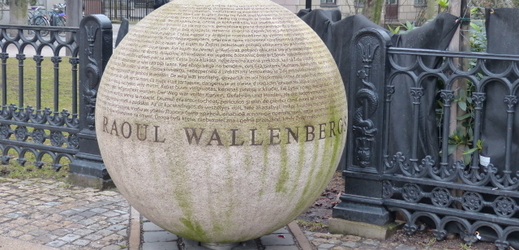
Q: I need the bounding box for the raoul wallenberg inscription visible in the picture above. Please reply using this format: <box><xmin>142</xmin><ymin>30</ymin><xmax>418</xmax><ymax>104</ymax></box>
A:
<box><xmin>95</xmin><ymin>0</ymin><xmax>348</xmax><ymax>245</ymax></box>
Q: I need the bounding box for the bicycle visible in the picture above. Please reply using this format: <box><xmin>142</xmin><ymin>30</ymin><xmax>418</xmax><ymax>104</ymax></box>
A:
<box><xmin>27</xmin><ymin>6</ymin><xmax>50</xmax><ymax>36</ymax></box>
<box><xmin>44</xmin><ymin>3</ymin><xmax>67</xmax><ymax>37</ymax></box>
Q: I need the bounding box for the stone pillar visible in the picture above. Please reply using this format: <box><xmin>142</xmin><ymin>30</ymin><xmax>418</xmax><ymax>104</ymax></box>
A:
<box><xmin>331</xmin><ymin>28</ymin><xmax>399</xmax><ymax>239</ymax></box>
<box><xmin>68</xmin><ymin>14</ymin><xmax>114</xmax><ymax>189</ymax></box>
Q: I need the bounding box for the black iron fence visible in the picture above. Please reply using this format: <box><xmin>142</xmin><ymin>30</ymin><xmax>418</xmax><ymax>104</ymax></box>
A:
<box><xmin>84</xmin><ymin>0</ymin><xmax>154</xmax><ymax>22</ymax></box>
<box><xmin>334</xmin><ymin>28</ymin><xmax>519</xmax><ymax>250</ymax></box>
<box><xmin>0</xmin><ymin>15</ymin><xmax>114</xmax><ymax>188</ymax></box>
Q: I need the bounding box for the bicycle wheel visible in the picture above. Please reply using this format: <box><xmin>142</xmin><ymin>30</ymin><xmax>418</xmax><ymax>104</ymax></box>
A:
<box><xmin>55</xmin><ymin>16</ymin><xmax>66</xmax><ymax>37</ymax></box>
<box><xmin>32</xmin><ymin>16</ymin><xmax>50</xmax><ymax>36</ymax></box>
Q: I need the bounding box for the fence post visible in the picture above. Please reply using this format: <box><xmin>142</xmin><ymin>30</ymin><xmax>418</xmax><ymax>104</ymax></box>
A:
<box><xmin>68</xmin><ymin>14</ymin><xmax>113</xmax><ymax>189</ymax></box>
<box><xmin>330</xmin><ymin>28</ymin><xmax>396</xmax><ymax>238</ymax></box>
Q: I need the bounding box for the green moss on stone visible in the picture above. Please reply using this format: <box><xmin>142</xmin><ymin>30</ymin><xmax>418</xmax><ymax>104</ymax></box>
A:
<box><xmin>275</xmin><ymin>142</ymin><xmax>289</xmax><ymax>193</ymax></box>
<box><xmin>179</xmin><ymin>218</ymin><xmax>209</xmax><ymax>242</ymax></box>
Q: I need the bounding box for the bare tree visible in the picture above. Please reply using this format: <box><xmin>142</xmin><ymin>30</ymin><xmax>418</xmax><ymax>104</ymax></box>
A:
<box><xmin>9</xmin><ymin>0</ymin><xmax>33</xmax><ymax>26</ymax></box>
<box><xmin>362</xmin><ymin>0</ymin><xmax>384</xmax><ymax>24</ymax></box>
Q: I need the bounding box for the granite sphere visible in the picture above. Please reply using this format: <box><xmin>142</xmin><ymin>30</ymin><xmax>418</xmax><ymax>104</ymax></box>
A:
<box><xmin>95</xmin><ymin>0</ymin><xmax>347</xmax><ymax>243</ymax></box>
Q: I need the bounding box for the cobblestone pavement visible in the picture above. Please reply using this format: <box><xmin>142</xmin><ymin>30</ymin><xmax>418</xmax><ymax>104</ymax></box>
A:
<box><xmin>0</xmin><ymin>177</ymin><xmax>130</xmax><ymax>250</ymax></box>
<box><xmin>0</xmin><ymin>177</ymin><xmax>452</xmax><ymax>250</ymax></box>
<box><xmin>305</xmin><ymin>232</ymin><xmax>419</xmax><ymax>250</ymax></box>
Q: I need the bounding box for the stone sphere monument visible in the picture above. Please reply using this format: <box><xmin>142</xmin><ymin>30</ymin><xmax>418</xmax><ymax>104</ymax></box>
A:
<box><xmin>95</xmin><ymin>0</ymin><xmax>347</xmax><ymax>245</ymax></box>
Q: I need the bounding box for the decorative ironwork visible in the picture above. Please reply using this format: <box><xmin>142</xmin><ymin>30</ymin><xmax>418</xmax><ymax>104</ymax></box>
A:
<box><xmin>382</xmin><ymin>180</ymin><xmax>394</xmax><ymax>198</ymax></box>
<box><xmin>431</xmin><ymin>187</ymin><xmax>451</xmax><ymax>207</ymax></box>
<box><xmin>492</xmin><ymin>196</ymin><xmax>516</xmax><ymax>218</ymax></box>
<box><xmin>352</xmin><ymin>41</ymin><xmax>379</xmax><ymax>168</ymax></box>
<box><xmin>84</xmin><ymin>24</ymin><xmax>101</xmax><ymax>131</ymax></box>
<box><xmin>362</xmin><ymin>37</ymin><xmax>519</xmax><ymax>249</ymax></box>
<box><xmin>0</xmin><ymin>24</ymin><xmax>80</xmax><ymax>171</ymax></box>
<box><xmin>461</xmin><ymin>192</ymin><xmax>484</xmax><ymax>212</ymax></box>
<box><xmin>402</xmin><ymin>183</ymin><xmax>422</xmax><ymax>203</ymax></box>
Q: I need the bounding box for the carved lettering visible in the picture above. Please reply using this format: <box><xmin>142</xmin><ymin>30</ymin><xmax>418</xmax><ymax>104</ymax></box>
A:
<box><xmin>110</xmin><ymin>120</ymin><xmax>119</xmax><ymax>136</ymax></box>
<box><xmin>230</xmin><ymin>129</ymin><xmax>244</xmax><ymax>146</ymax></box>
<box><xmin>305</xmin><ymin>125</ymin><xmax>314</xmax><ymax>142</ymax></box>
<box><xmin>285</xmin><ymin>127</ymin><xmax>299</xmax><ymax>144</ymax></box>
<box><xmin>319</xmin><ymin>123</ymin><xmax>326</xmax><ymax>140</ymax></box>
<box><xmin>329</xmin><ymin>121</ymin><xmax>336</xmax><ymax>137</ymax></box>
<box><xmin>250</xmin><ymin>129</ymin><xmax>263</xmax><ymax>146</ymax></box>
<box><xmin>136</xmin><ymin>124</ymin><xmax>148</xmax><ymax>141</ymax></box>
<box><xmin>184</xmin><ymin>128</ymin><xmax>204</xmax><ymax>145</ymax></box>
<box><xmin>207</xmin><ymin>129</ymin><xmax>224</xmax><ymax>146</ymax></box>
<box><xmin>154</xmin><ymin>126</ymin><xmax>166</xmax><ymax>143</ymax></box>
<box><xmin>269</xmin><ymin>128</ymin><xmax>280</xmax><ymax>145</ymax></box>
<box><xmin>101</xmin><ymin>117</ymin><xmax>347</xmax><ymax>147</ymax></box>
<box><xmin>121</xmin><ymin>121</ymin><xmax>132</xmax><ymax>138</ymax></box>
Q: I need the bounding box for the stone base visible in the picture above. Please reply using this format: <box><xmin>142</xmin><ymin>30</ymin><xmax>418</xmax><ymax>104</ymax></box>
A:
<box><xmin>328</xmin><ymin>218</ymin><xmax>403</xmax><ymax>240</ymax></box>
<box><xmin>67</xmin><ymin>173</ymin><xmax>115</xmax><ymax>190</ymax></box>
<box><xmin>182</xmin><ymin>238</ymin><xmax>257</xmax><ymax>250</ymax></box>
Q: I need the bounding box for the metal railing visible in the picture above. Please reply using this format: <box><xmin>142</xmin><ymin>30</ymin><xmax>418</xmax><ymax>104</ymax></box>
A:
<box><xmin>334</xmin><ymin>28</ymin><xmax>519</xmax><ymax>250</ymax></box>
<box><xmin>84</xmin><ymin>0</ymin><xmax>154</xmax><ymax>22</ymax></box>
<box><xmin>0</xmin><ymin>15</ymin><xmax>114</xmax><ymax>188</ymax></box>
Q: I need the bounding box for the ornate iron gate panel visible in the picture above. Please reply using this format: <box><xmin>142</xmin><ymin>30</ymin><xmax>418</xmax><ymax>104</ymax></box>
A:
<box><xmin>0</xmin><ymin>26</ymin><xmax>80</xmax><ymax>170</ymax></box>
<box><xmin>334</xmin><ymin>28</ymin><xmax>519</xmax><ymax>250</ymax></box>
<box><xmin>0</xmin><ymin>15</ymin><xmax>114</xmax><ymax>188</ymax></box>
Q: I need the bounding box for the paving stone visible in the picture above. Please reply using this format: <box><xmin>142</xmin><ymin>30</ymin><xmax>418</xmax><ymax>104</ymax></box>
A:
<box><xmin>331</xmin><ymin>246</ymin><xmax>350</xmax><ymax>250</ymax></box>
<box><xmin>43</xmin><ymin>201</ymin><xmax>62</xmax><ymax>206</ymax></box>
<box><xmin>142</xmin><ymin>241</ymin><xmax>180</xmax><ymax>250</ymax></box>
<box><xmin>6</xmin><ymin>230</ymin><xmax>24</xmax><ymax>237</ymax></box>
<box><xmin>106</xmin><ymin>224</ymin><xmax>127</xmax><ymax>231</ymax></box>
<box><xmin>318</xmin><ymin>243</ymin><xmax>336</xmax><ymax>249</ymax></box>
<box><xmin>18</xmin><ymin>234</ymin><xmax>35</xmax><ymax>241</ymax></box>
<box><xmin>341</xmin><ymin>241</ymin><xmax>360</xmax><ymax>248</ymax></box>
<box><xmin>0</xmin><ymin>178</ymin><xmax>130</xmax><ymax>249</ymax></box>
<box><xmin>59</xmin><ymin>209</ymin><xmax>79</xmax><ymax>216</ymax></box>
<box><xmin>394</xmin><ymin>244</ymin><xmax>417</xmax><ymax>250</ymax></box>
<box><xmin>28</xmin><ymin>228</ymin><xmax>50</xmax><ymax>236</ymax></box>
<box><xmin>59</xmin><ymin>233</ymin><xmax>81</xmax><ymax>242</ymax></box>
<box><xmin>4</xmin><ymin>212</ymin><xmax>25</xmax><ymax>218</ymax></box>
<box><xmin>260</xmin><ymin>234</ymin><xmax>295</xmax><ymax>246</ymax></box>
<box><xmin>52</xmin><ymin>228</ymin><xmax>72</xmax><ymax>236</ymax></box>
<box><xmin>143</xmin><ymin>221</ymin><xmax>165</xmax><ymax>231</ymax></box>
<box><xmin>91</xmin><ymin>208</ymin><xmax>109</xmax><ymax>214</ymax></box>
<box><xmin>79</xmin><ymin>211</ymin><xmax>97</xmax><ymax>218</ymax></box>
<box><xmin>72</xmin><ymin>239</ymin><xmax>91</xmax><ymax>246</ymax></box>
<box><xmin>78</xmin><ymin>218</ymin><xmax>97</xmax><ymax>226</ymax></box>
<box><xmin>362</xmin><ymin>239</ymin><xmax>381</xmax><ymax>246</ymax></box>
<box><xmin>264</xmin><ymin>246</ymin><xmax>300</xmax><ymax>250</ymax></box>
<box><xmin>74</xmin><ymin>228</ymin><xmax>95</xmax><ymax>236</ymax></box>
<box><xmin>71</xmin><ymin>206</ymin><xmax>90</xmax><ymax>212</ymax></box>
<box><xmin>102</xmin><ymin>211</ymin><xmax>122</xmax><ymax>217</ymax></box>
<box><xmin>84</xmin><ymin>233</ymin><xmax>104</xmax><ymax>241</ymax></box>
<box><xmin>46</xmin><ymin>240</ymin><xmax>67</xmax><ymax>248</ymax></box>
<box><xmin>101</xmin><ymin>245</ymin><xmax>126</xmax><ymax>250</ymax></box>
<box><xmin>143</xmin><ymin>231</ymin><xmax>179</xmax><ymax>242</ymax></box>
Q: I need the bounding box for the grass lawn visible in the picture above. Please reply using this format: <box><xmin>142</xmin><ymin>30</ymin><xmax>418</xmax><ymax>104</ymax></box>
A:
<box><xmin>3</xmin><ymin>56</ymin><xmax>75</xmax><ymax>112</ymax></box>
<box><xmin>0</xmin><ymin>56</ymin><xmax>77</xmax><ymax>180</ymax></box>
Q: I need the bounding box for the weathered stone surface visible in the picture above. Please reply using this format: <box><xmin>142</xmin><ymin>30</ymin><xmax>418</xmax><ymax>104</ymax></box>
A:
<box><xmin>96</xmin><ymin>0</ymin><xmax>347</xmax><ymax>244</ymax></box>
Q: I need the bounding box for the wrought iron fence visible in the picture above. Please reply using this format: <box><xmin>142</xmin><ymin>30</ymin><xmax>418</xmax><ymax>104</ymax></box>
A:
<box><xmin>84</xmin><ymin>0</ymin><xmax>154</xmax><ymax>22</ymax></box>
<box><xmin>334</xmin><ymin>28</ymin><xmax>519</xmax><ymax>250</ymax></box>
<box><xmin>0</xmin><ymin>15</ymin><xmax>114</xmax><ymax>188</ymax></box>
<box><xmin>0</xmin><ymin>25</ymin><xmax>80</xmax><ymax>170</ymax></box>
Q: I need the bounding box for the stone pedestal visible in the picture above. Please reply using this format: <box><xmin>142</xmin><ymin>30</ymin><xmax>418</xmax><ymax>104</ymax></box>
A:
<box><xmin>328</xmin><ymin>218</ymin><xmax>402</xmax><ymax>240</ymax></box>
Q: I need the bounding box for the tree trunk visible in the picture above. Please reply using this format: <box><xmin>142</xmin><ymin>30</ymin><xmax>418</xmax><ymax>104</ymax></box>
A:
<box><xmin>426</xmin><ymin>0</ymin><xmax>436</xmax><ymax>20</ymax></box>
<box><xmin>67</xmin><ymin>0</ymin><xmax>83</xmax><ymax>27</ymax></box>
<box><xmin>9</xmin><ymin>0</ymin><xmax>28</xmax><ymax>25</ymax></box>
<box><xmin>362</xmin><ymin>0</ymin><xmax>384</xmax><ymax>25</ymax></box>
<box><xmin>9</xmin><ymin>0</ymin><xmax>29</xmax><ymax>37</ymax></box>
